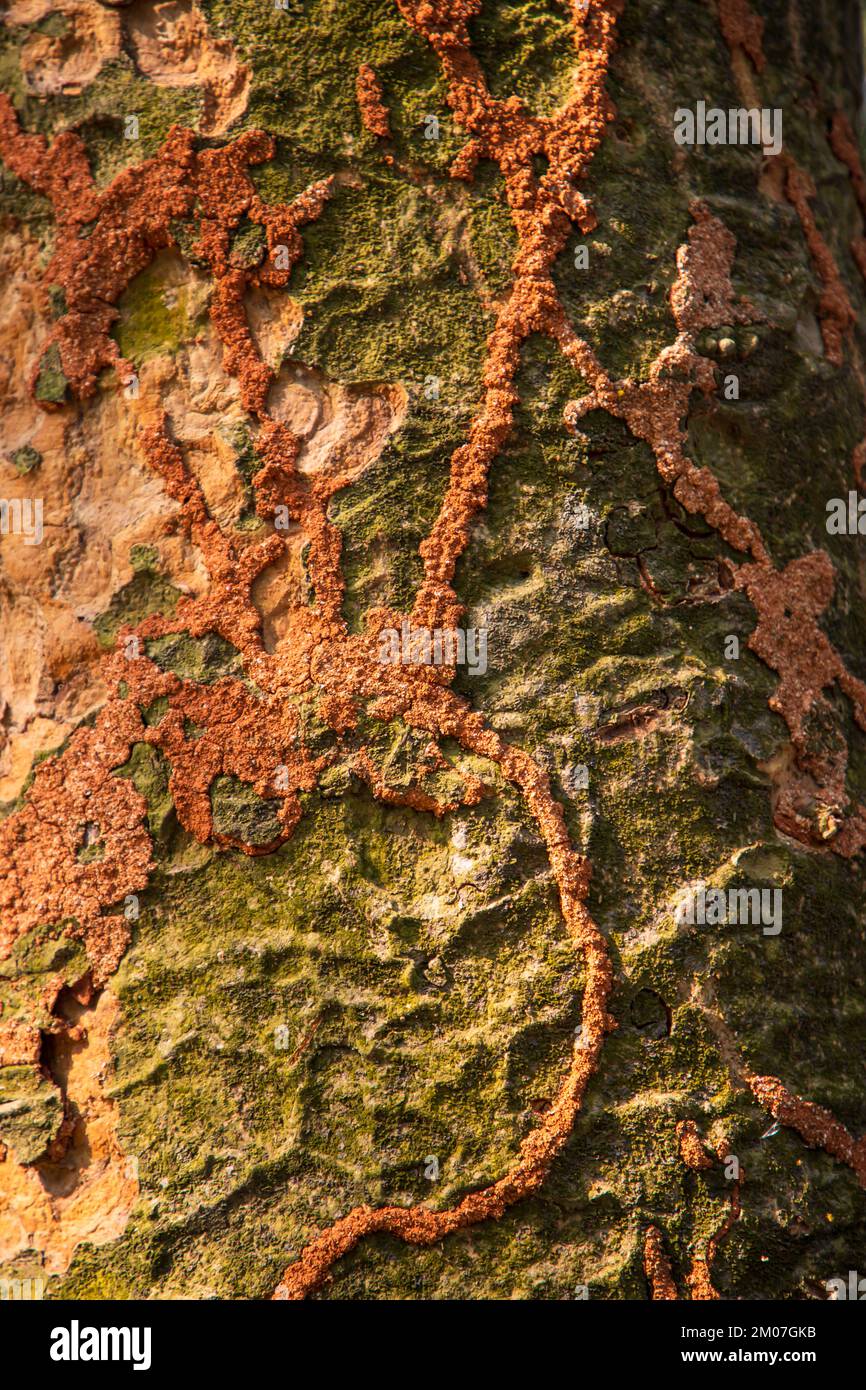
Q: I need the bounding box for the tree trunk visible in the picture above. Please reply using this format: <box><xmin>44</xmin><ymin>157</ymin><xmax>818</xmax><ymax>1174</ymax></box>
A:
<box><xmin>0</xmin><ymin>0</ymin><xmax>865</xmax><ymax>1304</ymax></box>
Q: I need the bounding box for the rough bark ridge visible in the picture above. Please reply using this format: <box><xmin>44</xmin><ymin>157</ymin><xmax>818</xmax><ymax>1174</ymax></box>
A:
<box><xmin>0</xmin><ymin>0</ymin><xmax>864</xmax><ymax>1301</ymax></box>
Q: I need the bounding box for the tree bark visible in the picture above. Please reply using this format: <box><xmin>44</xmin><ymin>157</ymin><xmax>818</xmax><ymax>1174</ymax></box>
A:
<box><xmin>0</xmin><ymin>0</ymin><xmax>865</xmax><ymax>1303</ymax></box>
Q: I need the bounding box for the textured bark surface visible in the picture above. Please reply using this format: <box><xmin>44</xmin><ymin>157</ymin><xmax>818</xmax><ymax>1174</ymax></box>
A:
<box><xmin>0</xmin><ymin>0</ymin><xmax>865</xmax><ymax>1301</ymax></box>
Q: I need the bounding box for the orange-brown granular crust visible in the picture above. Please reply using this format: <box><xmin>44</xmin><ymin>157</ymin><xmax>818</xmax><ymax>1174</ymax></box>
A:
<box><xmin>677</xmin><ymin>1119</ymin><xmax>714</xmax><ymax>1171</ymax></box>
<box><xmin>1</xmin><ymin>2</ymin><xmax>623</xmax><ymax>1297</ymax></box>
<box><xmin>395</xmin><ymin>0</ymin><xmax>625</xmax><ymax>632</ymax></box>
<box><xmin>717</xmin><ymin>0</ymin><xmax>766</xmax><ymax>73</ymax></box>
<box><xmin>780</xmin><ymin>155</ymin><xmax>856</xmax><ymax>369</ymax></box>
<box><xmin>679</xmin><ymin>1130</ymin><xmax>743</xmax><ymax>1301</ymax></box>
<box><xmin>0</xmin><ymin>99</ymin><xmax>333</xmax><ymax>414</ymax></box>
<box><xmin>644</xmin><ymin>1225</ymin><xmax>679</xmax><ymax>1300</ymax></box>
<box><xmin>356</xmin><ymin>64</ymin><xmax>392</xmax><ymax>140</ymax></box>
<box><xmin>565</xmin><ymin>197</ymin><xmax>866</xmax><ymax>859</ymax></box>
<box><xmin>747</xmin><ymin>1073</ymin><xmax>866</xmax><ymax>1189</ymax></box>
<box><xmin>829</xmin><ymin>109</ymin><xmax>866</xmax><ymax>293</ymax></box>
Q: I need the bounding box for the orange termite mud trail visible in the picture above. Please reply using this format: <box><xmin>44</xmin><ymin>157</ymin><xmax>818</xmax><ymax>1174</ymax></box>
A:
<box><xmin>645</xmin><ymin>1130</ymin><xmax>743</xmax><ymax>1303</ymax></box>
<box><xmin>401</xmin><ymin>0</ymin><xmax>625</xmax><ymax>632</ymax></box>
<box><xmin>356</xmin><ymin>64</ymin><xmax>392</xmax><ymax>142</ymax></box>
<box><xmin>709</xmin><ymin>0</ymin><xmax>866</xmax><ymax>1172</ymax></box>
<box><xmin>830</xmin><ymin>109</ymin><xmax>866</xmax><ymax>289</ymax></box>
<box><xmin>0</xmin><ymin>0</ymin><xmax>623</xmax><ymax>1293</ymax></box>
<box><xmin>746</xmin><ymin>1075</ymin><xmax>866</xmax><ymax>1189</ymax></box>
<box><xmin>644</xmin><ymin>1226</ymin><xmax>679</xmax><ymax>1301</ymax></box>
<box><xmin>272</xmin><ymin>0</ymin><xmax>626</xmax><ymax>1298</ymax></box>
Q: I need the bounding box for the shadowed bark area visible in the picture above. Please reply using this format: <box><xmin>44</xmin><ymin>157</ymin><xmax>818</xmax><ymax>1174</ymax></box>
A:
<box><xmin>0</xmin><ymin>0</ymin><xmax>865</xmax><ymax>1302</ymax></box>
